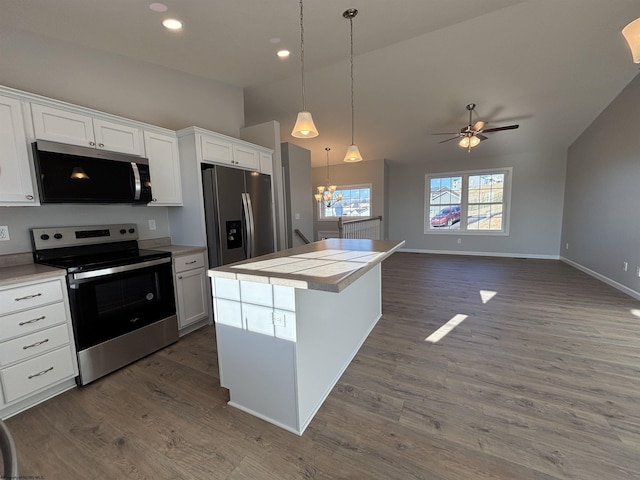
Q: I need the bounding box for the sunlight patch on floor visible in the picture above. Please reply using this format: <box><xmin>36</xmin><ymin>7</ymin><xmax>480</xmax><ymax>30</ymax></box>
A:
<box><xmin>631</xmin><ymin>309</ymin><xmax>640</xmax><ymax>319</ymax></box>
<box><xmin>425</xmin><ymin>314</ymin><xmax>468</xmax><ymax>343</ymax></box>
<box><xmin>480</xmin><ymin>290</ymin><xmax>497</xmax><ymax>304</ymax></box>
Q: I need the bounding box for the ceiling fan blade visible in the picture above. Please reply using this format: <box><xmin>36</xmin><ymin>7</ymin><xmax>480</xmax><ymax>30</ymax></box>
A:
<box><xmin>438</xmin><ymin>136</ymin><xmax>460</xmax><ymax>144</ymax></box>
<box><xmin>432</xmin><ymin>132</ymin><xmax>460</xmax><ymax>135</ymax></box>
<box><xmin>482</xmin><ymin>124</ymin><xmax>519</xmax><ymax>133</ymax></box>
<box><xmin>472</xmin><ymin>120</ymin><xmax>486</xmax><ymax>132</ymax></box>
<box><xmin>477</xmin><ymin>134</ymin><xmax>488</xmax><ymax>141</ymax></box>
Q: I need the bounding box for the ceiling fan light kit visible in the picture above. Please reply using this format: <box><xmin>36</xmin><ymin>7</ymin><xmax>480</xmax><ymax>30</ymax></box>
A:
<box><xmin>291</xmin><ymin>0</ymin><xmax>319</xmax><ymax>139</ymax></box>
<box><xmin>622</xmin><ymin>17</ymin><xmax>640</xmax><ymax>63</ymax></box>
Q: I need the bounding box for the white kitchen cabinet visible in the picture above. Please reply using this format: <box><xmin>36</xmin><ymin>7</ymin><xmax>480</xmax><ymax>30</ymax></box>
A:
<box><xmin>196</xmin><ymin>129</ymin><xmax>267</xmax><ymax>171</ymax></box>
<box><xmin>0</xmin><ymin>95</ymin><xmax>37</xmax><ymax>205</ymax></box>
<box><xmin>31</xmin><ymin>103</ymin><xmax>145</xmax><ymax>156</ymax></box>
<box><xmin>0</xmin><ymin>274</ymin><xmax>78</xmax><ymax>417</ymax></box>
<box><xmin>144</xmin><ymin>130</ymin><xmax>183</xmax><ymax>206</ymax></box>
<box><xmin>259</xmin><ymin>151</ymin><xmax>273</xmax><ymax>175</ymax></box>
<box><xmin>173</xmin><ymin>252</ymin><xmax>209</xmax><ymax>330</ymax></box>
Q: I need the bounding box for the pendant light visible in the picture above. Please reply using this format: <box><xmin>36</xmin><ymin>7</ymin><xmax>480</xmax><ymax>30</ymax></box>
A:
<box><xmin>291</xmin><ymin>0</ymin><xmax>319</xmax><ymax>138</ymax></box>
<box><xmin>343</xmin><ymin>8</ymin><xmax>363</xmax><ymax>162</ymax></box>
<box><xmin>314</xmin><ymin>147</ymin><xmax>343</xmax><ymax>207</ymax></box>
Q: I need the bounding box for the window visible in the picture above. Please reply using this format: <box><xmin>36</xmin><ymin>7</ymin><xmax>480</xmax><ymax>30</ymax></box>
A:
<box><xmin>319</xmin><ymin>184</ymin><xmax>371</xmax><ymax>219</ymax></box>
<box><xmin>425</xmin><ymin>168</ymin><xmax>511</xmax><ymax>234</ymax></box>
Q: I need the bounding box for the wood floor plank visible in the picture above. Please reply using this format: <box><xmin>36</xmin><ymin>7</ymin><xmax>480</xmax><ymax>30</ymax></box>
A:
<box><xmin>5</xmin><ymin>253</ymin><xmax>640</xmax><ymax>479</ymax></box>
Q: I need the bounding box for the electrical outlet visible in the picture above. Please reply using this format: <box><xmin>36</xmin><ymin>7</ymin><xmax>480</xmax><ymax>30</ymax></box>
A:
<box><xmin>0</xmin><ymin>226</ymin><xmax>9</xmax><ymax>241</ymax></box>
<box><xmin>623</xmin><ymin>262</ymin><xmax>628</xmax><ymax>272</ymax></box>
<box><xmin>457</xmin><ymin>238</ymin><xmax>461</xmax><ymax>244</ymax></box>
<box><xmin>272</xmin><ymin>312</ymin><xmax>286</xmax><ymax>327</ymax></box>
<box><xmin>565</xmin><ymin>242</ymin><xmax>569</xmax><ymax>250</ymax></box>
<box><xmin>148</xmin><ymin>219</ymin><xmax>156</xmax><ymax>231</ymax></box>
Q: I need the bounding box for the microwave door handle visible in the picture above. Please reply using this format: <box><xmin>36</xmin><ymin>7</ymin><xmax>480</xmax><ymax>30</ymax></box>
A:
<box><xmin>131</xmin><ymin>162</ymin><xmax>142</xmax><ymax>200</ymax></box>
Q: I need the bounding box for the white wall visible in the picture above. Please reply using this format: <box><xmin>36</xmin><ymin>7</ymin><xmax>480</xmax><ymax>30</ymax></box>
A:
<box><xmin>561</xmin><ymin>73</ymin><xmax>640</xmax><ymax>296</ymax></box>
<box><xmin>387</xmin><ymin>150</ymin><xmax>566</xmax><ymax>257</ymax></box>
<box><xmin>0</xmin><ymin>26</ymin><xmax>245</xmax><ymax>256</ymax></box>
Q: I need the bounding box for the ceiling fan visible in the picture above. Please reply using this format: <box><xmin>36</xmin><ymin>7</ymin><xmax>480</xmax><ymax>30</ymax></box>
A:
<box><xmin>433</xmin><ymin>103</ymin><xmax>519</xmax><ymax>152</ymax></box>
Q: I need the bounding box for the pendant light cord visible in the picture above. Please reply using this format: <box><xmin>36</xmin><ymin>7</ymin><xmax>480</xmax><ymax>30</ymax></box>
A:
<box><xmin>299</xmin><ymin>0</ymin><xmax>306</xmax><ymax>111</ymax></box>
<box><xmin>349</xmin><ymin>13</ymin><xmax>355</xmax><ymax>145</ymax></box>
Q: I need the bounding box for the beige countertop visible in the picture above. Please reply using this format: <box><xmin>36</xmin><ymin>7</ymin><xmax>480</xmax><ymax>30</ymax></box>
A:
<box><xmin>208</xmin><ymin>238</ymin><xmax>405</xmax><ymax>292</ymax></box>
<box><xmin>0</xmin><ymin>263</ymin><xmax>66</xmax><ymax>288</ymax></box>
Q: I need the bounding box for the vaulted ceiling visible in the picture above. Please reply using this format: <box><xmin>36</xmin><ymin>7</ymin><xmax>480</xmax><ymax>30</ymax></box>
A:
<box><xmin>2</xmin><ymin>0</ymin><xmax>639</xmax><ymax>166</ymax></box>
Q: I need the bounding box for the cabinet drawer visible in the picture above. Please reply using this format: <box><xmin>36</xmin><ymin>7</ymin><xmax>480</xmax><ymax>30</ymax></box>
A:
<box><xmin>0</xmin><ymin>302</ymin><xmax>67</xmax><ymax>341</ymax></box>
<box><xmin>1</xmin><ymin>346</ymin><xmax>76</xmax><ymax>404</ymax></box>
<box><xmin>0</xmin><ymin>279</ymin><xmax>64</xmax><ymax>315</ymax></box>
<box><xmin>0</xmin><ymin>324</ymin><xmax>71</xmax><ymax>367</ymax></box>
<box><xmin>174</xmin><ymin>252</ymin><xmax>206</xmax><ymax>273</ymax></box>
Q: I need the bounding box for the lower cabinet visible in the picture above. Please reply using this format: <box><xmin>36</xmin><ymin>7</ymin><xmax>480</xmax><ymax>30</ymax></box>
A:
<box><xmin>173</xmin><ymin>252</ymin><xmax>209</xmax><ymax>330</ymax></box>
<box><xmin>0</xmin><ymin>275</ymin><xmax>78</xmax><ymax>418</ymax></box>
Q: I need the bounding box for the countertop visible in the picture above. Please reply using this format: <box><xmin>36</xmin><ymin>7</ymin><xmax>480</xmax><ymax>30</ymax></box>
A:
<box><xmin>0</xmin><ymin>263</ymin><xmax>66</xmax><ymax>288</ymax></box>
<box><xmin>208</xmin><ymin>238</ymin><xmax>405</xmax><ymax>292</ymax></box>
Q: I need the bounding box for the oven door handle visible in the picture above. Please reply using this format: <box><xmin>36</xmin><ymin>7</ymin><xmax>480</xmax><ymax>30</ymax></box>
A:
<box><xmin>69</xmin><ymin>257</ymin><xmax>171</xmax><ymax>283</ymax></box>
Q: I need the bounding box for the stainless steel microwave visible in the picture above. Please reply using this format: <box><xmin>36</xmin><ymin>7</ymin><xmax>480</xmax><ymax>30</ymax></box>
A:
<box><xmin>32</xmin><ymin>140</ymin><xmax>152</xmax><ymax>204</ymax></box>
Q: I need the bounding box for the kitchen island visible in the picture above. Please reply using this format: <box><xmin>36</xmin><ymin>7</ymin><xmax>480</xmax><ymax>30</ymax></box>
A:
<box><xmin>207</xmin><ymin>238</ymin><xmax>404</xmax><ymax>435</ymax></box>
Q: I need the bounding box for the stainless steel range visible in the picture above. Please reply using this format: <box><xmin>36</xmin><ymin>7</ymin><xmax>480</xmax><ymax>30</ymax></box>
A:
<box><xmin>31</xmin><ymin>224</ymin><xmax>178</xmax><ymax>385</ymax></box>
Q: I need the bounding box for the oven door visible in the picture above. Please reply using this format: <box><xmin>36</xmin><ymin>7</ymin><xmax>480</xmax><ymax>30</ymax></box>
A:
<box><xmin>67</xmin><ymin>258</ymin><xmax>175</xmax><ymax>351</ymax></box>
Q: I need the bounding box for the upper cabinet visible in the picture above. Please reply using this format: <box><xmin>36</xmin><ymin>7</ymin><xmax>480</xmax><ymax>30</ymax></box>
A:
<box><xmin>144</xmin><ymin>130</ymin><xmax>183</xmax><ymax>206</ymax></box>
<box><xmin>189</xmin><ymin>128</ymin><xmax>271</xmax><ymax>173</ymax></box>
<box><xmin>0</xmin><ymin>95</ymin><xmax>37</xmax><ymax>206</ymax></box>
<box><xmin>31</xmin><ymin>104</ymin><xmax>145</xmax><ymax>156</ymax></box>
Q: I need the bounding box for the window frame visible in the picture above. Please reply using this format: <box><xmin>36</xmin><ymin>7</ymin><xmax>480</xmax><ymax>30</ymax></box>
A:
<box><xmin>317</xmin><ymin>183</ymin><xmax>372</xmax><ymax>220</ymax></box>
<box><xmin>424</xmin><ymin>167</ymin><xmax>512</xmax><ymax>236</ymax></box>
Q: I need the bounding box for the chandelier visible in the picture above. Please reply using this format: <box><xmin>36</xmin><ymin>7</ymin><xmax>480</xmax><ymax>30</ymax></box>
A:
<box><xmin>315</xmin><ymin>147</ymin><xmax>343</xmax><ymax>207</ymax></box>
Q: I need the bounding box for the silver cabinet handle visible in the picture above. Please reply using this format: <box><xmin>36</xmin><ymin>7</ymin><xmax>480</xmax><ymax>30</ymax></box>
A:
<box><xmin>14</xmin><ymin>293</ymin><xmax>42</xmax><ymax>301</ymax></box>
<box><xmin>185</xmin><ymin>260</ymin><xmax>197</xmax><ymax>265</ymax></box>
<box><xmin>26</xmin><ymin>194</ymin><xmax>34</xmax><ymax>200</ymax></box>
<box><xmin>178</xmin><ymin>275</ymin><xmax>183</xmax><ymax>279</ymax></box>
<box><xmin>23</xmin><ymin>338</ymin><xmax>49</xmax><ymax>350</ymax></box>
<box><xmin>19</xmin><ymin>315</ymin><xmax>46</xmax><ymax>326</ymax></box>
<box><xmin>28</xmin><ymin>366</ymin><xmax>54</xmax><ymax>379</ymax></box>
<box><xmin>89</xmin><ymin>141</ymin><xmax>95</xmax><ymax>146</ymax></box>
<box><xmin>98</xmin><ymin>143</ymin><xmax>104</xmax><ymax>148</ymax></box>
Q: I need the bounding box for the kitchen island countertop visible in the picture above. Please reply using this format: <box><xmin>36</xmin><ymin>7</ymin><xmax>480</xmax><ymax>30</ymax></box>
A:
<box><xmin>207</xmin><ymin>238</ymin><xmax>404</xmax><ymax>292</ymax></box>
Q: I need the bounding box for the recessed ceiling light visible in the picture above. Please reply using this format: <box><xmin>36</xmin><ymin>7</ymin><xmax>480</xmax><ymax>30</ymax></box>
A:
<box><xmin>277</xmin><ymin>50</ymin><xmax>290</xmax><ymax>58</ymax></box>
<box><xmin>149</xmin><ymin>2</ymin><xmax>168</xmax><ymax>13</ymax></box>
<box><xmin>162</xmin><ymin>18</ymin><xmax>183</xmax><ymax>30</ymax></box>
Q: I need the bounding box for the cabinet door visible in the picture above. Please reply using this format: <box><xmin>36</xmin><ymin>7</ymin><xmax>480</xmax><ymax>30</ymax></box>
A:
<box><xmin>259</xmin><ymin>151</ymin><xmax>273</xmax><ymax>175</ymax></box>
<box><xmin>0</xmin><ymin>96</ymin><xmax>36</xmax><ymax>205</ymax></box>
<box><xmin>31</xmin><ymin>103</ymin><xmax>95</xmax><ymax>147</ymax></box>
<box><xmin>175</xmin><ymin>268</ymin><xmax>209</xmax><ymax>329</ymax></box>
<box><xmin>144</xmin><ymin>131</ymin><xmax>183</xmax><ymax>205</ymax></box>
<box><xmin>201</xmin><ymin>135</ymin><xmax>234</xmax><ymax>165</ymax></box>
<box><xmin>233</xmin><ymin>144</ymin><xmax>259</xmax><ymax>171</ymax></box>
<box><xmin>93</xmin><ymin>119</ymin><xmax>144</xmax><ymax>156</ymax></box>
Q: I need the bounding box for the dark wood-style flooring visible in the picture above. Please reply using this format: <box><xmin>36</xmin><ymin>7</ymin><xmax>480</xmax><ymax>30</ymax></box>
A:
<box><xmin>6</xmin><ymin>253</ymin><xmax>640</xmax><ymax>479</ymax></box>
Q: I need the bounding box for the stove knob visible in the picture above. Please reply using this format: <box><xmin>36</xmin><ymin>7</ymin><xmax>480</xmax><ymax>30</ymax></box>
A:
<box><xmin>40</xmin><ymin>234</ymin><xmax>50</xmax><ymax>240</ymax></box>
<box><xmin>53</xmin><ymin>233</ymin><xmax>63</xmax><ymax>240</ymax></box>
<box><xmin>120</xmin><ymin>229</ymin><xmax>127</xmax><ymax>235</ymax></box>
<box><xmin>128</xmin><ymin>228</ymin><xmax>135</xmax><ymax>234</ymax></box>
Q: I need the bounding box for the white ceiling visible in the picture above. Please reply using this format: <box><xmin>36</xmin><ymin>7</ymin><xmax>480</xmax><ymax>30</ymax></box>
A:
<box><xmin>2</xmin><ymin>0</ymin><xmax>639</xmax><ymax>167</ymax></box>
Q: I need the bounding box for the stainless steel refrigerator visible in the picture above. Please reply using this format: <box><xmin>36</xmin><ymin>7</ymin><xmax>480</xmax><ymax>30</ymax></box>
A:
<box><xmin>202</xmin><ymin>164</ymin><xmax>275</xmax><ymax>267</ymax></box>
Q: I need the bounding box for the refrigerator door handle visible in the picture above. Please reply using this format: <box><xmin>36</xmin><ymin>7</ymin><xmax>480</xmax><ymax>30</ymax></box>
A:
<box><xmin>242</xmin><ymin>192</ymin><xmax>256</xmax><ymax>258</ymax></box>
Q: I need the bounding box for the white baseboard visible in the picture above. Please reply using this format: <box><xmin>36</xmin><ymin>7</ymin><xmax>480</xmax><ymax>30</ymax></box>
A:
<box><xmin>398</xmin><ymin>248</ymin><xmax>559</xmax><ymax>260</ymax></box>
<box><xmin>560</xmin><ymin>256</ymin><xmax>640</xmax><ymax>301</ymax></box>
